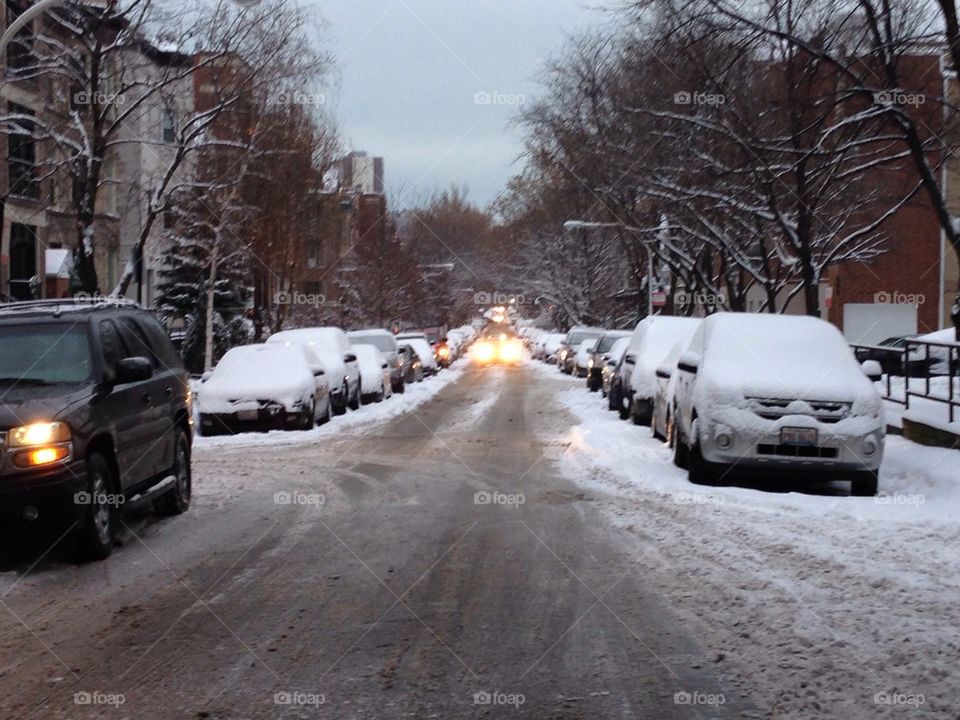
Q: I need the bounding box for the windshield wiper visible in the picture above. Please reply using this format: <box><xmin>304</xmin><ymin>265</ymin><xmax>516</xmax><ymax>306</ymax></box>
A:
<box><xmin>0</xmin><ymin>377</ymin><xmax>52</xmax><ymax>386</ymax></box>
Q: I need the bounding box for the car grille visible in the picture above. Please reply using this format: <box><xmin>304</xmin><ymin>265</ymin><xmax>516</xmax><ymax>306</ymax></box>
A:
<box><xmin>756</xmin><ymin>444</ymin><xmax>839</xmax><ymax>458</ymax></box>
<box><xmin>748</xmin><ymin>397</ymin><xmax>851</xmax><ymax>424</ymax></box>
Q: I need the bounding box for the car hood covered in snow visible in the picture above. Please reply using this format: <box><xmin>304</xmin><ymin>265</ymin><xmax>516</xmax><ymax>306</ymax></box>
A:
<box><xmin>695</xmin><ymin>313</ymin><xmax>881</xmax><ymax>413</ymax></box>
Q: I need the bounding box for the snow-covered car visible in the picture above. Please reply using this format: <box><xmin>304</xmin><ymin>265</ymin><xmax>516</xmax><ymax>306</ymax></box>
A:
<box><xmin>651</xmin><ymin>342</ymin><xmax>686</xmax><ymax>441</ymax></box>
<box><xmin>671</xmin><ymin>313</ymin><xmax>884</xmax><ymax>495</ymax></box>
<box><xmin>621</xmin><ymin>316</ymin><xmax>701</xmax><ymax>425</ymax></box>
<box><xmin>399</xmin><ymin>335</ymin><xmax>439</xmax><ymax>375</ymax></box>
<box><xmin>542</xmin><ymin>332</ymin><xmax>565</xmax><ymax>364</ymax></box>
<box><xmin>354</xmin><ymin>344</ymin><xmax>393</xmax><ymax>403</ymax></box>
<box><xmin>348</xmin><ymin>329</ymin><xmax>405</xmax><ymax>393</ymax></box>
<box><xmin>267</xmin><ymin>327</ymin><xmax>361</xmax><ymax>414</ymax></box>
<box><xmin>198</xmin><ymin>344</ymin><xmax>323</xmax><ymax>435</ymax></box>
<box><xmin>558</xmin><ymin>327</ymin><xmax>605</xmax><ymax>374</ymax></box>
<box><xmin>601</xmin><ymin>336</ymin><xmax>631</xmax><ymax>398</ymax></box>
<box><xmin>398</xmin><ymin>343</ymin><xmax>424</xmax><ymax>383</ymax></box>
<box><xmin>587</xmin><ymin>330</ymin><xmax>631</xmax><ymax>391</ymax></box>
<box><xmin>573</xmin><ymin>338</ymin><xmax>599</xmax><ymax>377</ymax></box>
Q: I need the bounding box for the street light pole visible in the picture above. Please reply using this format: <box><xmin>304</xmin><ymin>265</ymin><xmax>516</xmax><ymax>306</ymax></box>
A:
<box><xmin>563</xmin><ymin>219</ymin><xmax>657</xmax><ymax>317</ymax></box>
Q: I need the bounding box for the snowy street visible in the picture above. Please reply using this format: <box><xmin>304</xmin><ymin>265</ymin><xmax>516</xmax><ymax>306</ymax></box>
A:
<box><xmin>1</xmin><ymin>362</ymin><xmax>956</xmax><ymax>718</ymax></box>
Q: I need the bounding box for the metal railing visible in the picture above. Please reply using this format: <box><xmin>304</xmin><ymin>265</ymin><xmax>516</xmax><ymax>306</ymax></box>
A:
<box><xmin>851</xmin><ymin>337</ymin><xmax>960</xmax><ymax>424</ymax></box>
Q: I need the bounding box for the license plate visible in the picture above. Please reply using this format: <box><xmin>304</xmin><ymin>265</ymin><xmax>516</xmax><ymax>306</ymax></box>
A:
<box><xmin>781</xmin><ymin>427</ymin><xmax>817</xmax><ymax>446</ymax></box>
<box><xmin>237</xmin><ymin>409</ymin><xmax>259</xmax><ymax>421</ymax></box>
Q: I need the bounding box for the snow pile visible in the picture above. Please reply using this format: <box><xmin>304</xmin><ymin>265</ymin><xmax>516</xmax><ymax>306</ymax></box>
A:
<box><xmin>628</xmin><ymin>316</ymin><xmax>701</xmax><ymax>397</ymax></box>
<box><xmin>197</xmin><ymin>344</ymin><xmax>314</xmax><ymax>414</ymax></box>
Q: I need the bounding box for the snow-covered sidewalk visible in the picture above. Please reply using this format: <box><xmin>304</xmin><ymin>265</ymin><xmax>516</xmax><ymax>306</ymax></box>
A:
<box><xmin>534</xmin><ymin>364</ymin><xmax>960</xmax><ymax>719</ymax></box>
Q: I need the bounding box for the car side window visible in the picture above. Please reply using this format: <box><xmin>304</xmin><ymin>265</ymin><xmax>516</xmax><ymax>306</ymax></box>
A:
<box><xmin>117</xmin><ymin>317</ymin><xmax>158</xmax><ymax>368</ymax></box>
<box><xmin>134</xmin><ymin>315</ymin><xmax>184</xmax><ymax>371</ymax></box>
<box><xmin>99</xmin><ymin>320</ymin><xmax>130</xmax><ymax>372</ymax></box>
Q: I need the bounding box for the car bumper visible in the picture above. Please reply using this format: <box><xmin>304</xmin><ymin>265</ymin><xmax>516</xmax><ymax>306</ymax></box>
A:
<box><xmin>200</xmin><ymin>409</ymin><xmax>303</xmax><ymax>434</ymax></box>
<box><xmin>698</xmin><ymin>422</ymin><xmax>884</xmax><ymax>473</ymax></box>
<box><xmin>0</xmin><ymin>460</ymin><xmax>88</xmax><ymax>525</ymax></box>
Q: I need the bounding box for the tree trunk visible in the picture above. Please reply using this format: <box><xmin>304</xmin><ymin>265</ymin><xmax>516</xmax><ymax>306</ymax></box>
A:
<box><xmin>204</xmin><ymin>243</ymin><xmax>219</xmax><ymax>373</ymax></box>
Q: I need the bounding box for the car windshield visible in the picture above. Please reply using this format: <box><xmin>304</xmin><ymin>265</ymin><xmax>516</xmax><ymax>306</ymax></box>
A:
<box><xmin>0</xmin><ymin>323</ymin><xmax>93</xmax><ymax>384</ymax></box>
<box><xmin>567</xmin><ymin>329</ymin><xmax>601</xmax><ymax>345</ymax></box>
<box><xmin>596</xmin><ymin>334</ymin><xmax>626</xmax><ymax>353</ymax></box>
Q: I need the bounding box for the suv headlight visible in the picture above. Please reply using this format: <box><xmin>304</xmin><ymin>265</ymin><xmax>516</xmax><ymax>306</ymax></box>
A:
<box><xmin>8</xmin><ymin>422</ymin><xmax>73</xmax><ymax>468</ymax></box>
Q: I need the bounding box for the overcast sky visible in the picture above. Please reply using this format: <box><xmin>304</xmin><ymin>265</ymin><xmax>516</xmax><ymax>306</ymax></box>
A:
<box><xmin>313</xmin><ymin>0</ymin><xmax>620</xmax><ymax>210</ymax></box>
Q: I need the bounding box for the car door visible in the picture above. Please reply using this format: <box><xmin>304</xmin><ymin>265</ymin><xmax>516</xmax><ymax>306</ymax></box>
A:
<box><xmin>95</xmin><ymin>319</ymin><xmax>157</xmax><ymax>491</ymax></box>
<box><xmin>115</xmin><ymin>316</ymin><xmax>170</xmax><ymax>482</ymax></box>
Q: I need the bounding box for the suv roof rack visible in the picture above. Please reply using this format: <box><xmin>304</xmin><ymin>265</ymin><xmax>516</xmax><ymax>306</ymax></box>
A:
<box><xmin>0</xmin><ymin>297</ymin><xmax>143</xmax><ymax>316</ymax></box>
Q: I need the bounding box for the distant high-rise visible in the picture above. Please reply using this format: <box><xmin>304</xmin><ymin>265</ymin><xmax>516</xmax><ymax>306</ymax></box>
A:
<box><xmin>341</xmin><ymin>151</ymin><xmax>384</xmax><ymax>194</ymax></box>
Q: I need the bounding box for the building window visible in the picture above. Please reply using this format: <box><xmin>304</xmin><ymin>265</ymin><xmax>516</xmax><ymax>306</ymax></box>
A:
<box><xmin>161</xmin><ymin>106</ymin><xmax>176</xmax><ymax>142</ymax></box>
<box><xmin>7</xmin><ymin>102</ymin><xmax>38</xmax><ymax>199</ymax></box>
<box><xmin>307</xmin><ymin>235</ymin><xmax>322</xmax><ymax>268</ymax></box>
<box><xmin>5</xmin><ymin>1</ymin><xmax>36</xmax><ymax>74</ymax></box>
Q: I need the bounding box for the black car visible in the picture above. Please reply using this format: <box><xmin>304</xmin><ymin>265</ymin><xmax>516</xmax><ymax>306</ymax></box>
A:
<box><xmin>853</xmin><ymin>336</ymin><xmax>933</xmax><ymax>376</ymax></box>
<box><xmin>0</xmin><ymin>299</ymin><xmax>193</xmax><ymax>561</ymax></box>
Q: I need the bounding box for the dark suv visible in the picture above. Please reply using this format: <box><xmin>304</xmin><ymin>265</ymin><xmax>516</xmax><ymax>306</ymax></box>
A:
<box><xmin>0</xmin><ymin>299</ymin><xmax>193</xmax><ymax>561</ymax></box>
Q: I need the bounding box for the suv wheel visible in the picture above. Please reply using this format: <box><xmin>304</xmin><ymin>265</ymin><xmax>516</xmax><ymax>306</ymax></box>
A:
<box><xmin>851</xmin><ymin>471</ymin><xmax>879</xmax><ymax>497</ymax></box>
<box><xmin>688</xmin><ymin>441</ymin><xmax>719</xmax><ymax>486</ymax></box>
<box><xmin>348</xmin><ymin>384</ymin><xmax>361</xmax><ymax>410</ymax></box>
<box><xmin>158</xmin><ymin>431</ymin><xmax>192</xmax><ymax>515</ymax></box>
<box><xmin>673</xmin><ymin>425</ymin><xmax>689</xmax><ymax>469</ymax></box>
<box><xmin>618</xmin><ymin>392</ymin><xmax>632</xmax><ymax>420</ymax></box>
<box><xmin>334</xmin><ymin>383</ymin><xmax>348</xmax><ymax>415</ymax></box>
<box><xmin>75</xmin><ymin>453</ymin><xmax>116</xmax><ymax>561</ymax></box>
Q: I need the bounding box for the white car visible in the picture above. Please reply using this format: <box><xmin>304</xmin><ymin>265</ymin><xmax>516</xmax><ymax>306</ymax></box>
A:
<box><xmin>542</xmin><ymin>333</ymin><xmax>565</xmax><ymax>364</ymax></box>
<box><xmin>198</xmin><ymin>344</ymin><xmax>324</xmax><ymax>434</ymax></box>
<box><xmin>268</xmin><ymin>327</ymin><xmax>361</xmax><ymax>414</ymax></box>
<box><xmin>621</xmin><ymin>316</ymin><xmax>701</xmax><ymax>425</ymax></box>
<box><xmin>573</xmin><ymin>338</ymin><xmax>599</xmax><ymax>377</ymax></box>
<box><xmin>651</xmin><ymin>342</ymin><xmax>686</xmax><ymax>441</ymax></box>
<box><xmin>671</xmin><ymin>313</ymin><xmax>884</xmax><ymax>495</ymax></box>
<box><xmin>348</xmin><ymin>329</ymin><xmax>405</xmax><ymax>393</ymax></box>
<box><xmin>354</xmin><ymin>344</ymin><xmax>393</xmax><ymax>403</ymax></box>
<box><xmin>398</xmin><ymin>335</ymin><xmax>439</xmax><ymax>374</ymax></box>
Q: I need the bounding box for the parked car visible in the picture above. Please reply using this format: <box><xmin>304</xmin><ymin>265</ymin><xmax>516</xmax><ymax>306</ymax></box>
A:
<box><xmin>354</xmin><ymin>344</ymin><xmax>393</xmax><ymax>403</ymax></box>
<box><xmin>601</xmin><ymin>336</ymin><xmax>631</xmax><ymax>398</ymax></box>
<box><xmin>558</xmin><ymin>327</ymin><xmax>606</xmax><ymax>374</ymax></box>
<box><xmin>398</xmin><ymin>334</ymin><xmax>439</xmax><ymax>375</ymax></box>
<box><xmin>198</xmin><ymin>344</ymin><xmax>325</xmax><ymax>435</ymax></box>
<box><xmin>624</xmin><ymin>317</ymin><xmax>701</xmax><ymax>425</ymax></box>
<box><xmin>542</xmin><ymin>332</ymin><xmax>565</xmax><ymax>364</ymax></box>
<box><xmin>587</xmin><ymin>330</ymin><xmax>632</xmax><ymax>391</ymax></box>
<box><xmin>398</xmin><ymin>343</ymin><xmax>424</xmax><ymax>383</ymax></box>
<box><xmin>267</xmin><ymin>327</ymin><xmax>361</xmax><ymax>413</ymax></box>
<box><xmin>853</xmin><ymin>335</ymin><xmax>934</xmax><ymax>376</ymax></box>
<box><xmin>573</xmin><ymin>338</ymin><xmax>599</xmax><ymax>377</ymax></box>
<box><xmin>651</xmin><ymin>342</ymin><xmax>686</xmax><ymax>442</ymax></box>
<box><xmin>671</xmin><ymin>313</ymin><xmax>884</xmax><ymax>495</ymax></box>
<box><xmin>0</xmin><ymin>299</ymin><xmax>192</xmax><ymax>561</ymax></box>
<box><xmin>348</xmin><ymin>328</ymin><xmax>405</xmax><ymax>393</ymax></box>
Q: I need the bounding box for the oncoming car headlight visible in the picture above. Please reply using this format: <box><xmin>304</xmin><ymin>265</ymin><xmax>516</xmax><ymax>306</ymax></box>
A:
<box><xmin>7</xmin><ymin>422</ymin><xmax>73</xmax><ymax>468</ymax></box>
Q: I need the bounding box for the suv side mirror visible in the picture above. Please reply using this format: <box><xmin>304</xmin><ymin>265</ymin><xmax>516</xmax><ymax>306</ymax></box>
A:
<box><xmin>344</xmin><ymin>353</ymin><xmax>357</xmax><ymax>363</ymax></box>
<box><xmin>116</xmin><ymin>356</ymin><xmax>153</xmax><ymax>384</ymax></box>
<box><xmin>861</xmin><ymin>360</ymin><xmax>883</xmax><ymax>382</ymax></box>
<box><xmin>623</xmin><ymin>353</ymin><xmax>637</xmax><ymax>365</ymax></box>
<box><xmin>201</xmin><ymin>370</ymin><xmax>213</xmax><ymax>383</ymax></box>
<box><xmin>677</xmin><ymin>351</ymin><xmax>700</xmax><ymax>374</ymax></box>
